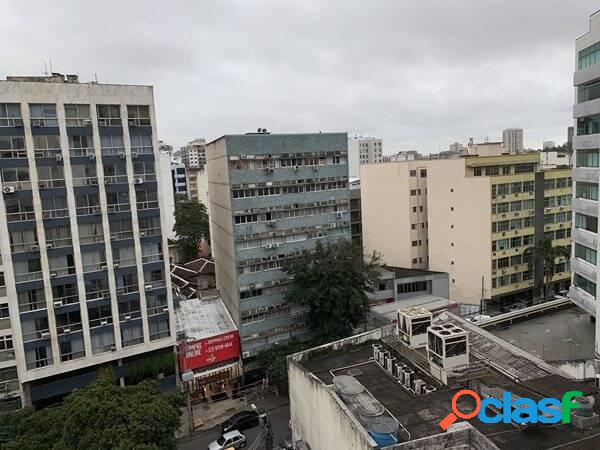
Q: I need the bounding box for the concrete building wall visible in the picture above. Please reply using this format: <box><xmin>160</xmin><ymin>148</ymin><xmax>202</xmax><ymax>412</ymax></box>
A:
<box><xmin>158</xmin><ymin>152</ymin><xmax>175</xmax><ymax>239</ymax></box>
<box><xmin>427</xmin><ymin>160</ymin><xmax>492</xmax><ymax>304</ymax></box>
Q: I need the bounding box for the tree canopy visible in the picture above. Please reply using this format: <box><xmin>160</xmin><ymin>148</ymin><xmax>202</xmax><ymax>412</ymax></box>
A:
<box><xmin>173</xmin><ymin>197</ymin><xmax>210</xmax><ymax>262</ymax></box>
<box><xmin>1</xmin><ymin>377</ymin><xmax>182</xmax><ymax>450</ymax></box>
<box><xmin>523</xmin><ymin>237</ymin><xmax>570</xmax><ymax>300</ymax></box>
<box><xmin>284</xmin><ymin>239</ymin><xmax>381</xmax><ymax>344</ymax></box>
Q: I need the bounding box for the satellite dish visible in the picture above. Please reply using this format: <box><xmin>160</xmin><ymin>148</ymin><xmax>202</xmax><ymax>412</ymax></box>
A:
<box><xmin>257</xmin><ymin>128</ymin><xmax>261</xmax><ymax>133</ymax></box>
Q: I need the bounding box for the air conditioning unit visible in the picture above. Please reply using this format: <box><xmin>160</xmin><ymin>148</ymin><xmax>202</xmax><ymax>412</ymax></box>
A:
<box><xmin>242</xmin><ymin>351</ymin><xmax>250</xmax><ymax>358</ymax></box>
<box><xmin>140</xmin><ymin>231</ymin><xmax>147</xmax><ymax>237</ymax></box>
<box><xmin>31</xmin><ymin>245</ymin><xmax>40</xmax><ymax>251</ymax></box>
<box><xmin>113</xmin><ymin>263</ymin><xmax>120</xmax><ymax>268</ymax></box>
<box><xmin>31</xmin><ymin>120</ymin><xmax>41</xmax><ymax>127</ymax></box>
<box><xmin>272</xmin><ymin>243</ymin><xmax>279</xmax><ymax>249</ymax></box>
<box><xmin>100</xmin><ymin>264</ymin><xmax>108</xmax><ymax>270</ymax></box>
<box><xmin>330</xmin><ymin>223</ymin><xmax>337</xmax><ymax>229</ymax></box>
<box><xmin>84</xmin><ymin>119</ymin><xmax>93</xmax><ymax>126</ymax></box>
<box><xmin>294</xmin><ymin>166</ymin><xmax>299</xmax><ymax>172</ymax></box>
<box><xmin>131</xmin><ymin>152</ymin><xmax>138</xmax><ymax>159</ymax></box>
<box><xmin>312</xmin><ymin>166</ymin><xmax>319</xmax><ymax>171</ymax></box>
<box><xmin>100</xmin><ymin>319</ymin><xmax>108</xmax><ymax>326</ymax></box>
<box><xmin>145</xmin><ymin>284</ymin><xmax>153</xmax><ymax>291</ymax></box>
<box><xmin>38</xmin><ymin>182</ymin><xmax>47</xmax><ymax>189</ymax></box>
<box><xmin>40</xmin><ymin>331</ymin><xmax>50</xmax><ymax>338</ymax></box>
<box><xmin>264</xmin><ymin>244</ymin><xmax>273</xmax><ymax>249</ymax></box>
<box><xmin>163</xmin><ymin>306</ymin><xmax>169</xmax><ymax>312</ymax></box>
<box><xmin>134</xmin><ymin>177</ymin><xmax>144</xmax><ymax>184</ymax></box>
<box><xmin>3</xmin><ymin>186</ymin><xmax>15</xmax><ymax>194</ymax></box>
<box><xmin>50</xmin><ymin>272</ymin><xmax>57</xmax><ymax>278</ymax></box>
<box><xmin>46</xmin><ymin>243</ymin><xmax>53</xmax><ymax>249</ymax></box>
<box><xmin>88</xmin><ymin>154</ymin><xmax>96</xmax><ymax>161</ymax></box>
<box><xmin>119</xmin><ymin>153</ymin><xmax>126</xmax><ymax>159</ymax></box>
<box><xmin>53</xmin><ymin>300</ymin><xmax>62</xmax><ymax>308</ymax></box>
<box><xmin>63</xmin><ymin>327</ymin><xmax>71</xmax><ymax>334</ymax></box>
<box><xmin>110</xmin><ymin>345</ymin><xmax>117</xmax><ymax>351</ymax></box>
<box><xmin>0</xmin><ymin>382</ymin><xmax>8</xmax><ymax>392</ymax></box>
<box><xmin>336</xmin><ymin>212</ymin><xmax>344</xmax><ymax>219</ymax></box>
<box><xmin>55</xmin><ymin>154</ymin><xmax>63</xmax><ymax>162</ymax></box>
<box><xmin>124</xmin><ymin>314</ymin><xmax>131</xmax><ymax>321</ymax></box>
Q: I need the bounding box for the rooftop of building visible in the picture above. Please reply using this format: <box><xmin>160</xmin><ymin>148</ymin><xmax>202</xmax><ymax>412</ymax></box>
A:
<box><xmin>290</xmin><ymin>311</ymin><xmax>598</xmax><ymax>449</ymax></box>
<box><xmin>381</xmin><ymin>265</ymin><xmax>446</xmax><ymax>278</ymax></box>
<box><xmin>207</xmin><ymin>131</ymin><xmax>348</xmax><ymax>146</ymax></box>
<box><xmin>3</xmin><ymin>73</ymin><xmax>151</xmax><ymax>87</ymax></box>
<box><xmin>175</xmin><ymin>296</ymin><xmax>237</xmax><ymax>341</ymax></box>
<box><xmin>370</xmin><ymin>295</ymin><xmax>458</xmax><ymax>322</ymax></box>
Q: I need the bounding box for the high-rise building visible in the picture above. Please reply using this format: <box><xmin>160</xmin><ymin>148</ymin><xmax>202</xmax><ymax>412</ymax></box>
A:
<box><xmin>180</xmin><ymin>138</ymin><xmax>206</xmax><ymax>169</ymax></box>
<box><xmin>361</xmin><ymin>153</ymin><xmax>571</xmax><ymax>309</ymax></box>
<box><xmin>347</xmin><ymin>136</ymin><xmax>383</xmax><ymax>177</ymax></box>
<box><xmin>570</xmin><ymin>10</ymin><xmax>600</xmax><ymax>347</ymax></box>
<box><xmin>543</xmin><ymin>140</ymin><xmax>556</xmax><ymax>150</ymax></box>
<box><xmin>158</xmin><ymin>140</ymin><xmax>173</xmax><ymax>155</ymax></box>
<box><xmin>449</xmin><ymin>142</ymin><xmax>466</xmax><ymax>153</ymax></box>
<box><xmin>502</xmin><ymin>128</ymin><xmax>524</xmax><ymax>154</ymax></box>
<box><xmin>206</xmin><ymin>132</ymin><xmax>351</xmax><ymax>356</ymax></box>
<box><xmin>0</xmin><ymin>74</ymin><xmax>174</xmax><ymax>409</ymax></box>
<box><xmin>170</xmin><ymin>160</ymin><xmax>187</xmax><ymax>198</ymax></box>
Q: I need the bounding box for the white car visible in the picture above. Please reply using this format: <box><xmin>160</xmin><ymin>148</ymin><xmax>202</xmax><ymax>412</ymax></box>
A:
<box><xmin>467</xmin><ymin>314</ymin><xmax>491</xmax><ymax>324</ymax></box>
<box><xmin>208</xmin><ymin>430</ymin><xmax>247</xmax><ymax>450</ymax></box>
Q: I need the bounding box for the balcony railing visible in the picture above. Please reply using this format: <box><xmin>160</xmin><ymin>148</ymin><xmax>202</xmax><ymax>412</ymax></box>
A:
<box><xmin>42</xmin><ymin>208</ymin><xmax>69</xmax><ymax>219</ymax></box>
<box><xmin>97</xmin><ymin>118</ymin><xmax>121</xmax><ymax>126</ymax></box>
<box><xmin>0</xmin><ymin>349</ymin><xmax>16</xmax><ymax>362</ymax></box>
<box><xmin>76</xmin><ymin>205</ymin><xmax>101</xmax><ymax>216</ymax></box>
<box><xmin>72</xmin><ymin>177</ymin><xmax>98</xmax><ymax>187</ymax></box>
<box><xmin>139</xmin><ymin>227</ymin><xmax>161</xmax><ymax>237</ymax></box>
<box><xmin>114</xmin><ymin>257</ymin><xmax>136</xmax><ymax>268</ymax></box>
<box><xmin>6</xmin><ymin>211</ymin><xmax>35</xmax><ymax>222</ymax></box>
<box><xmin>144</xmin><ymin>280</ymin><xmax>165</xmax><ymax>291</ymax></box>
<box><xmin>2</xmin><ymin>180</ymin><xmax>31</xmax><ymax>191</ymax></box>
<box><xmin>107</xmin><ymin>203</ymin><xmax>131</xmax><ymax>213</ymax></box>
<box><xmin>104</xmin><ymin>175</ymin><xmax>128</xmax><ymax>184</ymax></box>
<box><xmin>86</xmin><ymin>289</ymin><xmax>110</xmax><ymax>301</ymax></box>
<box><xmin>26</xmin><ymin>357</ymin><xmax>53</xmax><ymax>370</ymax></box>
<box><xmin>49</xmin><ymin>266</ymin><xmax>76</xmax><ymax>278</ymax></box>
<box><xmin>142</xmin><ymin>253</ymin><xmax>163</xmax><ymax>264</ymax></box>
<box><xmin>19</xmin><ymin>300</ymin><xmax>46</xmax><ymax>313</ymax></box>
<box><xmin>127</xmin><ymin>118</ymin><xmax>151</xmax><ymax>127</ymax></box>
<box><xmin>136</xmin><ymin>200</ymin><xmax>159</xmax><ymax>210</ymax></box>
<box><xmin>131</xmin><ymin>146</ymin><xmax>153</xmax><ymax>155</ymax></box>
<box><xmin>116</xmin><ymin>284</ymin><xmax>139</xmax><ymax>296</ymax></box>
<box><xmin>92</xmin><ymin>343</ymin><xmax>116</xmax><ymax>354</ymax></box>
<box><xmin>66</xmin><ymin>118</ymin><xmax>92</xmax><ymax>127</ymax></box>
<box><xmin>15</xmin><ymin>271</ymin><xmax>43</xmax><ymax>283</ymax></box>
<box><xmin>22</xmin><ymin>328</ymin><xmax>51</xmax><ymax>342</ymax></box>
<box><xmin>110</xmin><ymin>230</ymin><xmax>133</xmax><ymax>241</ymax></box>
<box><xmin>122</xmin><ymin>336</ymin><xmax>144</xmax><ymax>348</ymax></box>
<box><xmin>101</xmin><ymin>147</ymin><xmax>125</xmax><ymax>156</ymax></box>
<box><xmin>134</xmin><ymin>173</ymin><xmax>156</xmax><ymax>182</ymax></box>
<box><xmin>38</xmin><ymin>179</ymin><xmax>65</xmax><ymax>189</ymax></box>
<box><xmin>0</xmin><ymin>149</ymin><xmax>27</xmax><ymax>159</ymax></box>
<box><xmin>60</xmin><ymin>350</ymin><xmax>85</xmax><ymax>362</ymax></box>
<box><xmin>10</xmin><ymin>241</ymin><xmax>40</xmax><ymax>253</ymax></box>
<box><xmin>30</xmin><ymin>118</ymin><xmax>58</xmax><ymax>127</ymax></box>
<box><xmin>56</xmin><ymin>322</ymin><xmax>83</xmax><ymax>335</ymax></box>
<box><xmin>147</xmin><ymin>305</ymin><xmax>169</xmax><ymax>316</ymax></box>
<box><xmin>69</xmin><ymin>147</ymin><xmax>95</xmax><ymax>158</ymax></box>
<box><xmin>119</xmin><ymin>310</ymin><xmax>142</xmax><ymax>322</ymax></box>
<box><xmin>79</xmin><ymin>234</ymin><xmax>104</xmax><ymax>245</ymax></box>
<box><xmin>150</xmin><ymin>330</ymin><xmax>170</xmax><ymax>341</ymax></box>
<box><xmin>0</xmin><ymin>118</ymin><xmax>23</xmax><ymax>127</ymax></box>
<box><xmin>46</xmin><ymin>237</ymin><xmax>72</xmax><ymax>249</ymax></box>
<box><xmin>89</xmin><ymin>316</ymin><xmax>113</xmax><ymax>328</ymax></box>
<box><xmin>82</xmin><ymin>262</ymin><xmax>107</xmax><ymax>273</ymax></box>
<box><xmin>52</xmin><ymin>294</ymin><xmax>79</xmax><ymax>307</ymax></box>
<box><xmin>34</xmin><ymin>149</ymin><xmax>62</xmax><ymax>159</ymax></box>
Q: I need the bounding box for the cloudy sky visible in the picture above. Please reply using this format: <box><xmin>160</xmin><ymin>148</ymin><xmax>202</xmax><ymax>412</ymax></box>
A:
<box><xmin>1</xmin><ymin>1</ymin><xmax>598</xmax><ymax>153</ymax></box>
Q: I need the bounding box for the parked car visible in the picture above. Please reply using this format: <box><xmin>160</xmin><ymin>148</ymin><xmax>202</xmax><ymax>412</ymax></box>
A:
<box><xmin>506</xmin><ymin>303</ymin><xmax>526</xmax><ymax>313</ymax></box>
<box><xmin>220</xmin><ymin>410</ymin><xmax>260</xmax><ymax>433</ymax></box>
<box><xmin>208</xmin><ymin>430</ymin><xmax>247</xmax><ymax>450</ymax></box>
<box><xmin>466</xmin><ymin>314</ymin><xmax>491</xmax><ymax>324</ymax></box>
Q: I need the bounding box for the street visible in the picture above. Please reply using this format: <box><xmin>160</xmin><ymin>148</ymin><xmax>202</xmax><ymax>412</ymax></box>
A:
<box><xmin>177</xmin><ymin>402</ymin><xmax>291</xmax><ymax>450</ymax></box>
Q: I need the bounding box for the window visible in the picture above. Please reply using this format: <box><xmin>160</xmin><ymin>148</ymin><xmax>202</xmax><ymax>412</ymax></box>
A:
<box><xmin>511</xmin><ymin>182</ymin><xmax>523</xmax><ymax>193</ymax></box>
<box><xmin>0</xmin><ymin>103</ymin><xmax>22</xmax><ymax>127</ymax></box>
<box><xmin>522</xmin><ymin>199</ymin><xmax>535</xmax><ymax>210</ymax></box>
<box><xmin>493</xmin><ymin>239</ymin><xmax>509</xmax><ymax>251</ymax></box>
<box><xmin>510</xmin><ymin>236</ymin><xmax>522</xmax><ymax>248</ymax></box>
<box><xmin>64</xmin><ymin>104</ymin><xmax>91</xmax><ymax>127</ymax></box>
<box><xmin>497</xmin><ymin>257</ymin><xmax>510</xmax><ymax>269</ymax></box>
<box><xmin>0</xmin><ymin>303</ymin><xmax>8</xmax><ymax>318</ymax></box>
<box><xmin>510</xmin><ymin>201</ymin><xmax>522</xmax><ymax>212</ymax></box>
<box><xmin>575</xmin><ymin>213</ymin><xmax>598</xmax><ymax>233</ymax></box>
<box><xmin>496</xmin><ymin>220</ymin><xmax>509</xmax><ymax>232</ymax></box>
<box><xmin>510</xmin><ymin>255</ymin><xmax>522</xmax><ymax>266</ymax></box>
<box><xmin>486</xmin><ymin>166</ymin><xmax>500</xmax><ymax>176</ymax></box>
<box><xmin>29</xmin><ymin>103</ymin><xmax>57</xmax><ymax>127</ymax></box>
<box><xmin>510</xmin><ymin>219</ymin><xmax>522</xmax><ymax>230</ymax></box>
<box><xmin>576</xmin><ymin>182</ymin><xmax>599</xmax><ymax>201</ymax></box>
<box><xmin>496</xmin><ymin>202</ymin><xmax>509</xmax><ymax>214</ymax></box>
<box><xmin>0</xmin><ymin>335</ymin><xmax>12</xmax><ymax>351</ymax></box>
<box><xmin>578</xmin><ymin>41</ymin><xmax>600</xmax><ymax>70</ymax></box>
<box><xmin>496</xmin><ymin>184</ymin><xmax>510</xmax><ymax>195</ymax></box>
<box><xmin>577</xmin><ymin>149</ymin><xmax>600</xmax><ymax>168</ymax></box>
<box><xmin>578</xmin><ymin>114</ymin><xmax>600</xmax><ymax>136</ymax></box>
<box><xmin>411</xmin><ymin>224</ymin><xmax>417</xmax><ymax>230</ymax></box>
<box><xmin>1</xmin><ymin>167</ymin><xmax>29</xmax><ymax>182</ymax></box>
<box><xmin>410</xmin><ymin>170</ymin><xmax>417</xmax><ymax>177</ymax></box>
<box><xmin>127</xmin><ymin>105</ymin><xmax>151</xmax><ymax>126</ymax></box>
<box><xmin>575</xmin><ymin>243</ymin><xmax>596</xmax><ymax>265</ymax></box>
<box><xmin>410</xmin><ymin>189</ymin><xmax>417</xmax><ymax>196</ymax></box>
<box><xmin>397</xmin><ymin>281</ymin><xmax>428</xmax><ymax>294</ymax></box>
<box><xmin>420</xmin><ymin>169</ymin><xmax>427</xmax><ymax>178</ymax></box>
<box><xmin>515</xmin><ymin>164</ymin><xmax>534</xmax><ymax>174</ymax></box>
<box><xmin>574</xmin><ymin>273</ymin><xmax>596</xmax><ymax>297</ymax></box>
<box><xmin>97</xmin><ymin>105</ymin><xmax>121</xmax><ymax>126</ymax></box>
<box><xmin>522</xmin><ymin>235</ymin><xmax>534</xmax><ymax>246</ymax></box>
<box><xmin>523</xmin><ymin>181</ymin><xmax>534</xmax><ymax>192</ymax></box>
<box><xmin>473</xmin><ymin>167</ymin><xmax>482</xmax><ymax>176</ymax></box>
<box><xmin>411</xmin><ymin>240</ymin><xmax>418</xmax><ymax>247</ymax></box>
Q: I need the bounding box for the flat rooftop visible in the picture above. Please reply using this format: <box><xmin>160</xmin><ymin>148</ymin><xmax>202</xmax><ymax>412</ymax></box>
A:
<box><xmin>175</xmin><ymin>296</ymin><xmax>237</xmax><ymax>341</ymax></box>
<box><xmin>293</xmin><ymin>312</ymin><xmax>599</xmax><ymax>449</ymax></box>
<box><xmin>381</xmin><ymin>265</ymin><xmax>445</xmax><ymax>278</ymax></box>
<box><xmin>370</xmin><ymin>295</ymin><xmax>457</xmax><ymax>322</ymax></box>
<box><xmin>490</xmin><ymin>307</ymin><xmax>595</xmax><ymax>362</ymax></box>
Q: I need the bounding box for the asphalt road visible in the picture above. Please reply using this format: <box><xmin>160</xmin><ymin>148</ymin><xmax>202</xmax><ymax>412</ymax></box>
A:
<box><xmin>177</xmin><ymin>403</ymin><xmax>291</xmax><ymax>450</ymax></box>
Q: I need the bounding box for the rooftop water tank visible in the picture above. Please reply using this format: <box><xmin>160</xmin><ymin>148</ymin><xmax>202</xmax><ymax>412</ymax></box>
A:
<box><xmin>332</xmin><ymin>375</ymin><xmax>364</xmax><ymax>401</ymax></box>
<box><xmin>364</xmin><ymin>416</ymin><xmax>399</xmax><ymax>447</ymax></box>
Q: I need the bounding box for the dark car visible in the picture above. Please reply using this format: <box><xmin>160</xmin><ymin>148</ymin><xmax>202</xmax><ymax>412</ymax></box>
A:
<box><xmin>220</xmin><ymin>410</ymin><xmax>260</xmax><ymax>433</ymax></box>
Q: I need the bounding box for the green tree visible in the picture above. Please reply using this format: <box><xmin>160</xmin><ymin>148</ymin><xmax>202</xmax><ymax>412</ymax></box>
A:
<box><xmin>1</xmin><ymin>378</ymin><xmax>182</xmax><ymax>450</ymax></box>
<box><xmin>173</xmin><ymin>197</ymin><xmax>210</xmax><ymax>262</ymax></box>
<box><xmin>523</xmin><ymin>237</ymin><xmax>570</xmax><ymax>300</ymax></box>
<box><xmin>284</xmin><ymin>239</ymin><xmax>381</xmax><ymax>344</ymax></box>
<box><xmin>257</xmin><ymin>340</ymin><xmax>306</xmax><ymax>393</ymax></box>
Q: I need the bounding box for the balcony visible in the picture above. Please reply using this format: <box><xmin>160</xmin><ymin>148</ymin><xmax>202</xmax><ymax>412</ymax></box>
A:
<box><xmin>52</xmin><ymin>294</ymin><xmax>79</xmax><ymax>308</ymax></box>
<box><xmin>114</xmin><ymin>257</ymin><xmax>136</xmax><ymax>268</ymax></box>
<box><xmin>60</xmin><ymin>350</ymin><xmax>85</xmax><ymax>362</ymax></box>
<box><xmin>0</xmin><ymin>149</ymin><xmax>27</xmax><ymax>159</ymax></box>
<box><xmin>26</xmin><ymin>356</ymin><xmax>53</xmax><ymax>370</ymax></box>
<box><xmin>131</xmin><ymin>146</ymin><xmax>153</xmax><ymax>155</ymax></box>
<box><xmin>49</xmin><ymin>266</ymin><xmax>76</xmax><ymax>278</ymax></box>
<box><xmin>141</xmin><ymin>253</ymin><xmax>163</xmax><ymax>264</ymax></box>
<box><xmin>6</xmin><ymin>211</ymin><xmax>35</xmax><ymax>222</ymax></box>
<box><xmin>69</xmin><ymin>147</ymin><xmax>96</xmax><ymax>158</ymax></box>
<box><xmin>107</xmin><ymin>203</ymin><xmax>131</xmax><ymax>214</ymax></box>
<box><xmin>82</xmin><ymin>261</ymin><xmax>108</xmax><ymax>274</ymax></box>
<box><xmin>144</xmin><ymin>280</ymin><xmax>166</xmax><ymax>291</ymax></box>
<box><xmin>122</xmin><ymin>336</ymin><xmax>144</xmax><ymax>348</ymax></box>
<box><xmin>2</xmin><ymin>180</ymin><xmax>32</xmax><ymax>191</ymax></box>
<box><xmin>116</xmin><ymin>284</ymin><xmax>139</xmax><ymax>296</ymax></box>
<box><xmin>127</xmin><ymin>118</ymin><xmax>151</xmax><ymax>127</ymax></box>
<box><xmin>147</xmin><ymin>305</ymin><xmax>169</xmax><ymax>316</ymax></box>
<box><xmin>79</xmin><ymin>234</ymin><xmax>104</xmax><ymax>245</ymax></box>
<box><xmin>66</xmin><ymin>118</ymin><xmax>92</xmax><ymax>127</ymax></box>
<box><xmin>15</xmin><ymin>271</ymin><xmax>43</xmax><ymax>284</ymax></box>
<box><xmin>0</xmin><ymin>348</ymin><xmax>16</xmax><ymax>363</ymax></box>
<box><xmin>136</xmin><ymin>200</ymin><xmax>159</xmax><ymax>210</ymax></box>
<box><xmin>110</xmin><ymin>230</ymin><xmax>134</xmax><ymax>241</ymax></box>
<box><xmin>46</xmin><ymin>237</ymin><xmax>72</xmax><ymax>249</ymax></box>
<box><xmin>119</xmin><ymin>310</ymin><xmax>142</xmax><ymax>322</ymax></box>
<box><xmin>104</xmin><ymin>175</ymin><xmax>128</xmax><ymax>185</ymax></box>
<box><xmin>42</xmin><ymin>208</ymin><xmax>69</xmax><ymax>219</ymax></box>
<box><xmin>97</xmin><ymin>118</ymin><xmax>121</xmax><ymax>127</ymax></box>
<box><xmin>72</xmin><ymin>176</ymin><xmax>99</xmax><ymax>187</ymax></box>
<box><xmin>30</xmin><ymin>118</ymin><xmax>58</xmax><ymax>127</ymax></box>
<box><xmin>101</xmin><ymin>147</ymin><xmax>125</xmax><ymax>157</ymax></box>
<box><xmin>133</xmin><ymin>173</ymin><xmax>156</xmax><ymax>183</ymax></box>
<box><xmin>86</xmin><ymin>289</ymin><xmax>110</xmax><ymax>302</ymax></box>
<box><xmin>0</xmin><ymin>118</ymin><xmax>23</xmax><ymax>127</ymax></box>
<box><xmin>139</xmin><ymin>227</ymin><xmax>161</xmax><ymax>237</ymax></box>
<box><xmin>34</xmin><ymin>149</ymin><xmax>62</xmax><ymax>159</ymax></box>
<box><xmin>76</xmin><ymin>205</ymin><xmax>101</xmax><ymax>216</ymax></box>
<box><xmin>89</xmin><ymin>316</ymin><xmax>113</xmax><ymax>328</ymax></box>
<box><xmin>56</xmin><ymin>322</ymin><xmax>83</xmax><ymax>335</ymax></box>
<box><xmin>10</xmin><ymin>241</ymin><xmax>40</xmax><ymax>253</ymax></box>
<box><xmin>149</xmin><ymin>330</ymin><xmax>170</xmax><ymax>341</ymax></box>
<box><xmin>38</xmin><ymin>179</ymin><xmax>65</xmax><ymax>189</ymax></box>
<box><xmin>22</xmin><ymin>328</ymin><xmax>51</xmax><ymax>343</ymax></box>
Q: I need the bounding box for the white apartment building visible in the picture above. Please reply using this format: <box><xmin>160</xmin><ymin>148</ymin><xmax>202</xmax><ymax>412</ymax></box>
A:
<box><xmin>180</xmin><ymin>138</ymin><xmax>206</xmax><ymax>169</ymax></box>
<box><xmin>347</xmin><ymin>136</ymin><xmax>383</xmax><ymax>177</ymax></box>
<box><xmin>570</xmin><ymin>10</ymin><xmax>600</xmax><ymax>359</ymax></box>
<box><xmin>0</xmin><ymin>74</ymin><xmax>174</xmax><ymax>409</ymax></box>
<box><xmin>502</xmin><ymin>128</ymin><xmax>524</xmax><ymax>154</ymax></box>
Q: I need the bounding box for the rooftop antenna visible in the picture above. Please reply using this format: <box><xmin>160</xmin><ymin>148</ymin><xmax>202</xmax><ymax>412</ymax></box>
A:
<box><xmin>94</xmin><ymin>73</ymin><xmax>98</xmax><ymax>84</ymax></box>
<box><xmin>49</xmin><ymin>58</ymin><xmax>53</xmax><ymax>74</ymax></box>
<box><xmin>43</xmin><ymin>62</ymin><xmax>48</xmax><ymax>76</ymax></box>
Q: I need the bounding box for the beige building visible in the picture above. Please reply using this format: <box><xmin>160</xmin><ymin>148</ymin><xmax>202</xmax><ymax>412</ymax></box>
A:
<box><xmin>361</xmin><ymin>153</ymin><xmax>572</xmax><ymax>308</ymax></box>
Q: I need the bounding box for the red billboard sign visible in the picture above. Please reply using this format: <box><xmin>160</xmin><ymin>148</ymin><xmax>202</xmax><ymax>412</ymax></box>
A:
<box><xmin>179</xmin><ymin>331</ymin><xmax>240</xmax><ymax>371</ymax></box>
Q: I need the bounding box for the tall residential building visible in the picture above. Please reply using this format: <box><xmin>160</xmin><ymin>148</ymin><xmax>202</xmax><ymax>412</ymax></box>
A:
<box><xmin>0</xmin><ymin>74</ymin><xmax>174</xmax><ymax>409</ymax></box>
<box><xmin>170</xmin><ymin>160</ymin><xmax>188</xmax><ymax>198</ymax></box>
<box><xmin>570</xmin><ymin>10</ymin><xmax>600</xmax><ymax>347</ymax></box>
<box><xmin>449</xmin><ymin>142</ymin><xmax>466</xmax><ymax>153</ymax></box>
<box><xmin>347</xmin><ymin>136</ymin><xmax>383</xmax><ymax>177</ymax></box>
<box><xmin>502</xmin><ymin>128</ymin><xmax>524</xmax><ymax>154</ymax></box>
<box><xmin>158</xmin><ymin>140</ymin><xmax>173</xmax><ymax>155</ymax></box>
<box><xmin>361</xmin><ymin>153</ymin><xmax>571</xmax><ymax>309</ymax></box>
<box><xmin>206</xmin><ymin>132</ymin><xmax>351</xmax><ymax>356</ymax></box>
<box><xmin>180</xmin><ymin>138</ymin><xmax>206</xmax><ymax>169</ymax></box>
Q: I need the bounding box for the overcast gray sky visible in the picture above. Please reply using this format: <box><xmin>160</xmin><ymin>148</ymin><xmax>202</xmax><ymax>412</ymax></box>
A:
<box><xmin>1</xmin><ymin>1</ymin><xmax>598</xmax><ymax>153</ymax></box>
